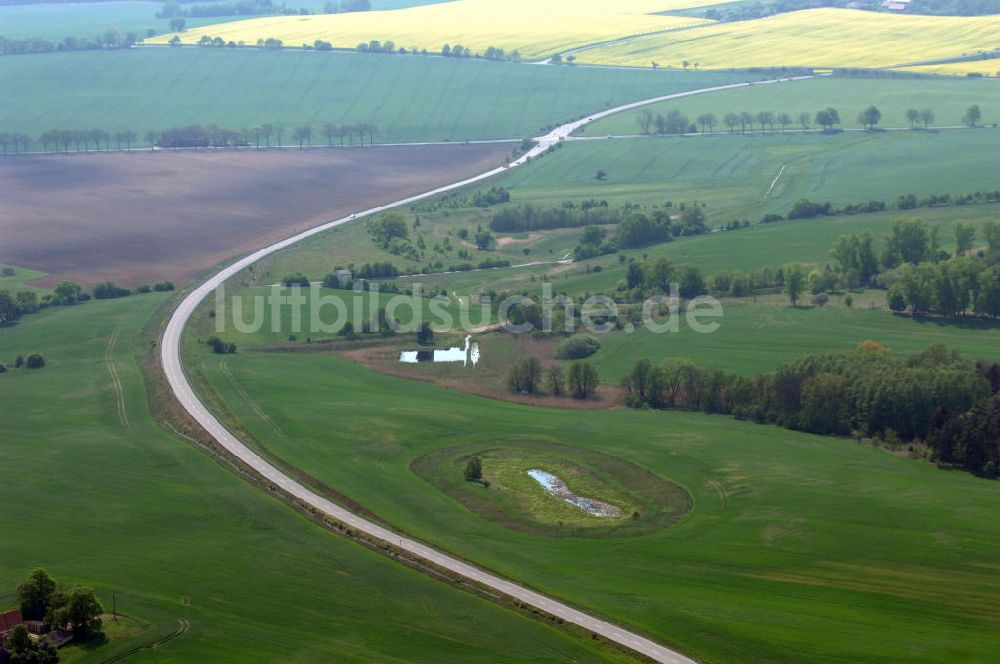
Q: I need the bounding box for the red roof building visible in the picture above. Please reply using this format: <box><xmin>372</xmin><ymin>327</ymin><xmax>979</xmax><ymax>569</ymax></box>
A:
<box><xmin>0</xmin><ymin>610</ymin><xmax>24</xmax><ymax>638</ymax></box>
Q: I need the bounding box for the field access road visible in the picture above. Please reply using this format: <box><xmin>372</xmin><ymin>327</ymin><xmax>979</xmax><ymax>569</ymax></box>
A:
<box><xmin>161</xmin><ymin>74</ymin><xmax>812</xmax><ymax>664</ymax></box>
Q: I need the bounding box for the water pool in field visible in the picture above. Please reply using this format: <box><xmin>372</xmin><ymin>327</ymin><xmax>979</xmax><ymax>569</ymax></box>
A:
<box><xmin>527</xmin><ymin>469</ymin><xmax>623</xmax><ymax>518</ymax></box>
<box><xmin>400</xmin><ymin>335</ymin><xmax>480</xmax><ymax>367</ymax></box>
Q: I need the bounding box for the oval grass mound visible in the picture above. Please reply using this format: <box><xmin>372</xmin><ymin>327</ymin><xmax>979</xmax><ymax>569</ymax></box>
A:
<box><xmin>412</xmin><ymin>441</ymin><xmax>692</xmax><ymax>538</ymax></box>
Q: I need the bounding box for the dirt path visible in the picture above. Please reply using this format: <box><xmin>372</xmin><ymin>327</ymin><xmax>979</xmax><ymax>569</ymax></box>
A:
<box><xmin>106</xmin><ymin>325</ymin><xmax>129</xmax><ymax>428</ymax></box>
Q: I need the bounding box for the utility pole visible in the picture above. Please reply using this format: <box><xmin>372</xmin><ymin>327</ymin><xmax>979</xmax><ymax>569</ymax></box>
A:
<box><xmin>113</xmin><ymin>593</ymin><xmax>118</xmax><ymax>622</ymax></box>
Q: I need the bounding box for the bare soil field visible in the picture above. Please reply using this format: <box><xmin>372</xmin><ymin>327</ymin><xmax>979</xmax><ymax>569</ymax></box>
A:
<box><xmin>0</xmin><ymin>144</ymin><xmax>510</xmax><ymax>287</ymax></box>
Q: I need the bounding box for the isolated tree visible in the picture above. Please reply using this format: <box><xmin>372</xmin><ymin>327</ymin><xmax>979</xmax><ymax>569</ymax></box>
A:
<box><xmin>755</xmin><ymin>111</ymin><xmax>773</xmax><ymax>133</ymax></box>
<box><xmin>777</xmin><ymin>112</ymin><xmax>792</xmax><ymax>132</ymax></box>
<box><xmin>25</xmin><ymin>353</ymin><xmax>45</xmax><ymax>369</ymax></box>
<box><xmin>568</xmin><ymin>361</ymin><xmax>599</xmax><ymax>400</ymax></box>
<box><xmin>547</xmin><ymin>364</ymin><xmax>565</xmax><ymax>396</ymax></box>
<box><xmin>322</xmin><ymin>123</ymin><xmax>338</xmax><ymax>147</ymax></box>
<box><xmin>858</xmin><ymin>105</ymin><xmax>881</xmax><ymax>130</ymax></box>
<box><xmin>169</xmin><ymin>17</ymin><xmax>186</xmax><ymax>32</ymax></box>
<box><xmin>955</xmin><ymin>221</ymin><xmax>976</xmax><ymax>255</ymax></box>
<box><xmin>636</xmin><ymin>109</ymin><xmax>654</xmax><ymax>135</ymax></box>
<box><xmin>696</xmin><ymin>112</ymin><xmax>717</xmax><ymax>133</ymax></box>
<box><xmin>16</xmin><ymin>568</ymin><xmax>57</xmax><ymax>620</ymax></box>
<box><xmin>798</xmin><ymin>111</ymin><xmax>810</xmax><ymax>130</ymax></box>
<box><xmin>275</xmin><ymin>125</ymin><xmax>285</xmax><ymax>148</ymax></box>
<box><xmin>963</xmin><ymin>104</ymin><xmax>982</xmax><ymax>127</ymax></box>
<box><xmin>463</xmin><ymin>457</ymin><xmax>482</xmax><ymax>482</ymax></box>
<box><xmin>144</xmin><ymin>130</ymin><xmax>158</xmax><ymax>150</ymax></box>
<box><xmin>783</xmin><ymin>263</ymin><xmax>806</xmax><ymax>306</ymax></box>
<box><xmin>906</xmin><ymin>108</ymin><xmax>920</xmax><ymax>128</ymax></box>
<box><xmin>984</xmin><ymin>220</ymin><xmax>1000</xmax><ymax>252</ymax></box>
<box><xmin>417</xmin><ymin>322</ymin><xmax>434</xmax><ymax>345</ymax></box>
<box><xmin>50</xmin><ymin>586</ymin><xmax>104</xmax><ymax>639</ymax></box>
<box><xmin>815</xmin><ymin>108</ymin><xmax>840</xmax><ymax>131</ymax></box>
<box><xmin>260</xmin><ymin>123</ymin><xmax>274</xmax><ymax>148</ymax></box>
<box><xmin>293</xmin><ymin>125</ymin><xmax>312</xmax><ymax>148</ymax></box>
<box><xmin>4</xmin><ymin>625</ymin><xmax>58</xmax><ymax>664</ymax></box>
<box><xmin>507</xmin><ymin>357</ymin><xmax>542</xmax><ymax>394</ymax></box>
<box><xmin>920</xmin><ymin>108</ymin><xmax>934</xmax><ymax>129</ymax></box>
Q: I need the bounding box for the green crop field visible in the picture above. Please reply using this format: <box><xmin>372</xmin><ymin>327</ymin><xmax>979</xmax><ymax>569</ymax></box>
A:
<box><xmin>512</xmin><ymin>130</ymin><xmax>1000</xmax><ymax>217</ymax></box>
<box><xmin>580</xmin><ymin>75</ymin><xmax>1000</xmax><ymax>137</ymax></box>
<box><xmin>589</xmin><ymin>302</ymin><xmax>1000</xmax><ymax>379</ymax></box>
<box><xmin>0</xmin><ymin>49</ymin><xmax>757</xmax><ymax>144</ymax></box>
<box><xmin>0</xmin><ymin>0</ymin><xmax>448</xmax><ymax>41</ymax></box>
<box><xmin>578</xmin><ymin>8</ymin><xmax>1000</xmax><ymax>70</ymax></box>
<box><xmin>0</xmin><ymin>295</ymin><xmax>628</xmax><ymax>663</ymax></box>
<box><xmin>232</xmin><ymin>127</ymin><xmax>1000</xmax><ymax>306</ymax></box>
<box><xmin>192</xmin><ymin>345</ymin><xmax>1000</xmax><ymax>664</ymax></box>
<box><xmin>0</xmin><ymin>1</ymin><xmax>232</xmax><ymax>41</ymax></box>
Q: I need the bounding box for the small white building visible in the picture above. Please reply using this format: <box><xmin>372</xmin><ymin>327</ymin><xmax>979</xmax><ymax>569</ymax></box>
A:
<box><xmin>882</xmin><ymin>0</ymin><xmax>912</xmax><ymax>11</ymax></box>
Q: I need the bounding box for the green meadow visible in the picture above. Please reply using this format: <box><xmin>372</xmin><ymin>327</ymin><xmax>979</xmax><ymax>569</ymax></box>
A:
<box><xmin>0</xmin><ymin>49</ymin><xmax>756</xmax><ymax>144</ymax></box>
<box><xmin>590</xmin><ymin>302</ymin><xmax>1000</xmax><ymax>379</ymax></box>
<box><xmin>579</xmin><ymin>75</ymin><xmax>1000</xmax><ymax>136</ymax></box>
<box><xmin>194</xmin><ymin>347</ymin><xmax>1000</xmax><ymax>664</ymax></box>
<box><xmin>233</xmin><ymin>128</ymin><xmax>1000</xmax><ymax>305</ymax></box>
<box><xmin>0</xmin><ymin>0</ymin><xmax>448</xmax><ymax>41</ymax></box>
<box><xmin>511</xmin><ymin>129</ymin><xmax>1000</xmax><ymax>218</ymax></box>
<box><xmin>0</xmin><ymin>296</ymin><xmax>626</xmax><ymax>663</ymax></box>
<box><xmin>0</xmin><ymin>2</ymin><xmax>229</xmax><ymax>41</ymax></box>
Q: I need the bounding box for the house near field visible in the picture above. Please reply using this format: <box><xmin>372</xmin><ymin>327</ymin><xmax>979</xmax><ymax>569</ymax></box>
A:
<box><xmin>334</xmin><ymin>269</ymin><xmax>353</xmax><ymax>287</ymax></box>
<box><xmin>0</xmin><ymin>608</ymin><xmax>74</xmax><ymax>654</ymax></box>
<box><xmin>882</xmin><ymin>0</ymin><xmax>912</xmax><ymax>10</ymax></box>
<box><xmin>0</xmin><ymin>610</ymin><xmax>23</xmax><ymax>640</ymax></box>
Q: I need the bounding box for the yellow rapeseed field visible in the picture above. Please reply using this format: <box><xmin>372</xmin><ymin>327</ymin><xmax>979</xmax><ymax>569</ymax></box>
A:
<box><xmin>901</xmin><ymin>59</ymin><xmax>1000</xmax><ymax>77</ymax></box>
<box><xmin>579</xmin><ymin>8</ymin><xmax>1000</xmax><ymax>70</ymax></box>
<box><xmin>149</xmin><ymin>0</ymin><xmax>719</xmax><ymax>59</ymax></box>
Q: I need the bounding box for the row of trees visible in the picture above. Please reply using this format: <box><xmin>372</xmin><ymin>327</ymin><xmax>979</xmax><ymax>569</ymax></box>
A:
<box><xmin>622</xmin><ymin>343</ymin><xmax>1000</xmax><ymax>476</ymax></box>
<box><xmin>0</xmin><ymin>28</ymin><xmax>141</xmax><ymax>56</ymax></box>
<box><xmin>622</xmin><ymin>256</ymin><xmax>707</xmax><ymax>301</ymax></box>
<box><xmin>701</xmin><ymin>218</ymin><xmax>1000</xmax><ymax>311</ymax></box>
<box><xmin>507</xmin><ymin>358</ymin><xmax>599</xmax><ymax>400</ymax></box>
<box><xmin>0</xmin><ymin>279</ymin><xmax>172</xmax><ymax>327</ymax></box>
<box><xmin>489</xmin><ymin>203</ymin><xmax>708</xmax><ymax>248</ymax></box>
<box><xmin>6</xmin><ymin>121</ymin><xmax>380</xmax><ymax>154</ymax></box>
<box><xmin>763</xmin><ymin>187</ymin><xmax>1000</xmax><ymax>225</ymax></box>
<box><xmin>636</xmin><ymin>105</ymin><xmax>985</xmax><ymax>136</ymax></box>
<box><xmin>0</xmin><ymin>353</ymin><xmax>46</xmax><ymax>373</ymax></box>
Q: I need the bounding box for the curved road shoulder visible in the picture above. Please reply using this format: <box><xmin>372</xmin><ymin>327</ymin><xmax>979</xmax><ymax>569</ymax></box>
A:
<box><xmin>160</xmin><ymin>74</ymin><xmax>812</xmax><ymax>664</ymax></box>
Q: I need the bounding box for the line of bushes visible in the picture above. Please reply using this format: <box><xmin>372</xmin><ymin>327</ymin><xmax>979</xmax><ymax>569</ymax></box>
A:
<box><xmin>622</xmin><ymin>343</ymin><xmax>1000</xmax><ymax>477</ymax></box>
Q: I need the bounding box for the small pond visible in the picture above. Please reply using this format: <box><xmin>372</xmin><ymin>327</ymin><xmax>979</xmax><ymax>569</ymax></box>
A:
<box><xmin>400</xmin><ymin>335</ymin><xmax>480</xmax><ymax>367</ymax></box>
<box><xmin>527</xmin><ymin>469</ymin><xmax>623</xmax><ymax>518</ymax></box>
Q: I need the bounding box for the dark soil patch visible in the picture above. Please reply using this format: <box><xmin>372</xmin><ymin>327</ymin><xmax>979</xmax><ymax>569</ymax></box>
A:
<box><xmin>0</xmin><ymin>144</ymin><xmax>509</xmax><ymax>287</ymax></box>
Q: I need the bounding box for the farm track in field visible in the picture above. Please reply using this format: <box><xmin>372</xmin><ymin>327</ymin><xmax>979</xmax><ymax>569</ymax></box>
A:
<box><xmin>106</xmin><ymin>325</ymin><xmax>129</xmax><ymax>428</ymax></box>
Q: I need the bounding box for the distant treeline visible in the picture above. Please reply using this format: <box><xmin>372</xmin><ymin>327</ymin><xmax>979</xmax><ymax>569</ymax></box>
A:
<box><xmin>1</xmin><ymin>121</ymin><xmax>379</xmax><ymax>154</ymax></box>
<box><xmin>623</xmin><ymin>343</ymin><xmax>1000</xmax><ymax>477</ymax></box>
<box><xmin>354</xmin><ymin>40</ymin><xmax>522</xmax><ymax>61</ymax></box>
<box><xmin>0</xmin><ymin>29</ymin><xmax>140</xmax><ymax>55</ymax></box>
<box><xmin>762</xmin><ymin>188</ymin><xmax>1000</xmax><ymax>225</ymax></box>
<box><xmin>700</xmin><ymin>0</ymin><xmax>1000</xmax><ymax>20</ymax></box>
<box><xmin>637</xmin><ymin>104</ymin><xmax>987</xmax><ymax>136</ymax></box>
<box><xmin>157</xmin><ymin>0</ymin><xmax>369</xmax><ymax>19</ymax></box>
<box><xmin>704</xmin><ymin>218</ymin><xmax>1000</xmax><ymax>317</ymax></box>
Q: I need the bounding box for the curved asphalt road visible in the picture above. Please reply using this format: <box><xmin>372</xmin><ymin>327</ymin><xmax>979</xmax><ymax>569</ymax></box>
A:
<box><xmin>161</xmin><ymin>74</ymin><xmax>812</xmax><ymax>664</ymax></box>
